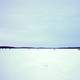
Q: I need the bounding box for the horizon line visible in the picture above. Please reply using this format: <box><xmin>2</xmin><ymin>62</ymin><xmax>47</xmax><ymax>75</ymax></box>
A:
<box><xmin>0</xmin><ymin>46</ymin><xmax>80</xmax><ymax>49</ymax></box>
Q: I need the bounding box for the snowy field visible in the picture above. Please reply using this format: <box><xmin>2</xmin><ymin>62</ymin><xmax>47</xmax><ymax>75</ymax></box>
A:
<box><xmin>0</xmin><ymin>49</ymin><xmax>80</xmax><ymax>80</ymax></box>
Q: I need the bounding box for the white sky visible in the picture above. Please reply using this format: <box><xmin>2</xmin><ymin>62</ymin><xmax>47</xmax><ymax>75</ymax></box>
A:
<box><xmin>0</xmin><ymin>0</ymin><xmax>80</xmax><ymax>47</ymax></box>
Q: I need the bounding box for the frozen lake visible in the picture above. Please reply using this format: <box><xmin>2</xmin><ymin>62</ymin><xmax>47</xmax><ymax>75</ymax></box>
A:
<box><xmin>0</xmin><ymin>49</ymin><xmax>80</xmax><ymax>80</ymax></box>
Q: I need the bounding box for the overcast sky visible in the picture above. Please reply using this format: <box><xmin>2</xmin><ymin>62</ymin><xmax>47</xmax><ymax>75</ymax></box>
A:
<box><xmin>0</xmin><ymin>0</ymin><xmax>80</xmax><ymax>47</ymax></box>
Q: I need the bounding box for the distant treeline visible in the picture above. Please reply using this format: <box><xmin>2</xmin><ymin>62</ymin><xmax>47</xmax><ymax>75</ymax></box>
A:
<box><xmin>0</xmin><ymin>46</ymin><xmax>80</xmax><ymax>50</ymax></box>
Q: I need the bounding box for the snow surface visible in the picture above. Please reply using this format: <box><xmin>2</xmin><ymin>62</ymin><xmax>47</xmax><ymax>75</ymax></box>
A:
<box><xmin>0</xmin><ymin>49</ymin><xmax>80</xmax><ymax>80</ymax></box>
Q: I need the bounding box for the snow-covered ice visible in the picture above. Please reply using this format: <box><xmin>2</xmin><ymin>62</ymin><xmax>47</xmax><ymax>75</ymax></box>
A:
<box><xmin>0</xmin><ymin>49</ymin><xmax>80</xmax><ymax>80</ymax></box>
